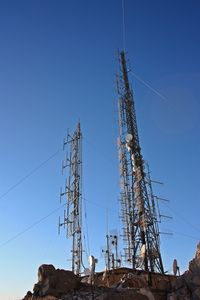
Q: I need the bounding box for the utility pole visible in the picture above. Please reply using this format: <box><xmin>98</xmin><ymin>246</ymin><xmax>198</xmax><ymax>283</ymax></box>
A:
<box><xmin>59</xmin><ymin>122</ymin><xmax>83</xmax><ymax>275</ymax></box>
<box><xmin>117</xmin><ymin>51</ymin><xmax>164</xmax><ymax>273</ymax></box>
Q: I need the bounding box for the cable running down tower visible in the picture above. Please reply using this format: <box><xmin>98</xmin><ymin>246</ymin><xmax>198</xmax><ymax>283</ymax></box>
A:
<box><xmin>117</xmin><ymin>51</ymin><xmax>164</xmax><ymax>273</ymax></box>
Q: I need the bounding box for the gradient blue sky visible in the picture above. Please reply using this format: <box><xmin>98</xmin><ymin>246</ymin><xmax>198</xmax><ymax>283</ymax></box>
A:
<box><xmin>0</xmin><ymin>1</ymin><xmax>200</xmax><ymax>299</ymax></box>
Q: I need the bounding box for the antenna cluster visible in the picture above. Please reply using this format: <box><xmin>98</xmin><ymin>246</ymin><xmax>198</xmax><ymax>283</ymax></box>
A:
<box><xmin>117</xmin><ymin>51</ymin><xmax>164</xmax><ymax>273</ymax></box>
<box><xmin>58</xmin><ymin>52</ymin><xmax>172</xmax><ymax>276</ymax></box>
<box><xmin>101</xmin><ymin>233</ymin><xmax>121</xmax><ymax>270</ymax></box>
<box><xmin>59</xmin><ymin>122</ymin><xmax>83</xmax><ymax>275</ymax></box>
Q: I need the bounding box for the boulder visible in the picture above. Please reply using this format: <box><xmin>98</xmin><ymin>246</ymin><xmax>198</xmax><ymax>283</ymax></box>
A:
<box><xmin>32</xmin><ymin>264</ymin><xmax>80</xmax><ymax>297</ymax></box>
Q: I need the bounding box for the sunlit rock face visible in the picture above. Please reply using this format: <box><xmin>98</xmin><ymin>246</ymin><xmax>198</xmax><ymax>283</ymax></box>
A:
<box><xmin>168</xmin><ymin>242</ymin><xmax>200</xmax><ymax>300</ymax></box>
<box><xmin>22</xmin><ymin>242</ymin><xmax>200</xmax><ymax>300</ymax></box>
<box><xmin>23</xmin><ymin>264</ymin><xmax>80</xmax><ymax>299</ymax></box>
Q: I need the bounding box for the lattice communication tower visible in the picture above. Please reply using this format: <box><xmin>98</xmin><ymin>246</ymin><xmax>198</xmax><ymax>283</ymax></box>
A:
<box><xmin>59</xmin><ymin>122</ymin><xmax>83</xmax><ymax>275</ymax></box>
<box><xmin>117</xmin><ymin>51</ymin><xmax>164</xmax><ymax>273</ymax></box>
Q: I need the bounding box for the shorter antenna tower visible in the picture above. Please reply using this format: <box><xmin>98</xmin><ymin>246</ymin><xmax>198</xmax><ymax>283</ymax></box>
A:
<box><xmin>102</xmin><ymin>233</ymin><xmax>121</xmax><ymax>270</ymax></box>
<box><xmin>59</xmin><ymin>122</ymin><xmax>83</xmax><ymax>275</ymax></box>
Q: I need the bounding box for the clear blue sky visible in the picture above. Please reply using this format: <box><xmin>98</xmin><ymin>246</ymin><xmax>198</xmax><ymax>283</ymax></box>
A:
<box><xmin>0</xmin><ymin>1</ymin><xmax>200</xmax><ymax>299</ymax></box>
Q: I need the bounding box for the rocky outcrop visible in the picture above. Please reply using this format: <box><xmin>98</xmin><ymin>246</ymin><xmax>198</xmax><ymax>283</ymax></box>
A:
<box><xmin>22</xmin><ymin>242</ymin><xmax>200</xmax><ymax>300</ymax></box>
<box><xmin>23</xmin><ymin>264</ymin><xmax>80</xmax><ymax>298</ymax></box>
<box><xmin>62</xmin><ymin>286</ymin><xmax>150</xmax><ymax>299</ymax></box>
<box><xmin>23</xmin><ymin>286</ymin><xmax>151</xmax><ymax>300</ymax></box>
<box><xmin>22</xmin><ymin>266</ymin><xmax>171</xmax><ymax>300</ymax></box>
<box><xmin>168</xmin><ymin>242</ymin><xmax>200</xmax><ymax>300</ymax></box>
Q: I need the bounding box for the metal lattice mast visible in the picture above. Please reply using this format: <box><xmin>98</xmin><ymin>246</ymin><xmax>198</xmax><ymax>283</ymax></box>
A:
<box><xmin>59</xmin><ymin>122</ymin><xmax>82</xmax><ymax>275</ymax></box>
<box><xmin>102</xmin><ymin>234</ymin><xmax>121</xmax><ymax>270</ymax></box>
<box><xmin>117</xmin><ymin>51</ymin><xmax>164</xmax><ymax>273</ymax></box>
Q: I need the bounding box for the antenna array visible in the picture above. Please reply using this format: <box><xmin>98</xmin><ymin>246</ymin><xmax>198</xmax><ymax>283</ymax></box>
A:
<box><xmin>117</xmin><ymin>51</ymin><xmax>164</xmax><ymax>273</ymax></box>
<box><xmin>59</xmin><ymin>122</ymin><xmax>83</xmax><ymax>275</ymax></box>
<box><xmin>102</xmin><ymin>233</ymin><xmax>121</xmax><ymax>270</ymax></box>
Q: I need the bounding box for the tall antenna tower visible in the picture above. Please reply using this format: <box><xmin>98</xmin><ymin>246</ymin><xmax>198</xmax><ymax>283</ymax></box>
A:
<box><xmin>59</xmin><ymin>122</ymin><xmax>83</xmax><ymax>275</ymax></box>
<box><xmin>117</xmin><ymin>51</ymin><xmax>164</xmax><ymax>273</ymax></box>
